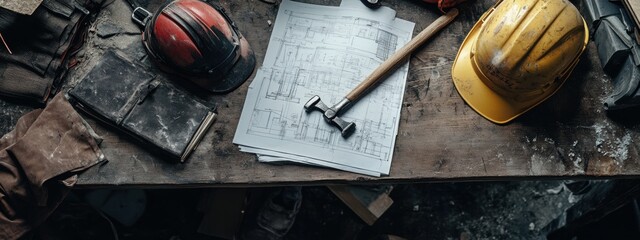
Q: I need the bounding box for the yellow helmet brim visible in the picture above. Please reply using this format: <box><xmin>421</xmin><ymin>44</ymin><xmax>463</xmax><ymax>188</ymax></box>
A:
<box><xmin>451</xmin><ymin>10</ymin><xmax>589</xmax><ymax>124</ymax></box>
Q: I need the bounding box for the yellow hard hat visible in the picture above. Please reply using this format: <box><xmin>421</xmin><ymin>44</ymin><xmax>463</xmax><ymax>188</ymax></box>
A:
<box><xmin>451</xmin><ymin>0</ymin><xmax>589</xmax><ymax>124</ymax></box>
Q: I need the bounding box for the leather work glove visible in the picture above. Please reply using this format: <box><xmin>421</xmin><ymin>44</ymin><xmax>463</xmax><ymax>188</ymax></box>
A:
<box><xmin>0</xmin><ymin>93</ymin><xmax>105</xmax><ymax>239</ymax></box>
<box><xmin>423</xmin><ymin>0</ymin><xmax>468</xmax><ymax>11</ymax></box>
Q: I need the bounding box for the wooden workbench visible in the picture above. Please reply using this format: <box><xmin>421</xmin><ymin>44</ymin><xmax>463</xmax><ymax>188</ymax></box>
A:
<box><xmin>1</xmin><ymin>0</ymin><xmax>638</xmax><ymax>188</ymax></box>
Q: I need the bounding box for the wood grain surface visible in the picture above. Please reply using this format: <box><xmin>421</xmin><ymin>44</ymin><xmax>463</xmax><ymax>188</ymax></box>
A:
<box><xmin>1</xmin><ymin>0</ymin><xmax>638</xmax><ymax>187</ymax></box>
<box><xmin>0</xmin><ymin>0</ymin><xmax>42</xmax><ymax>15</ymax></box>
<box><xmin>623</xmin><ymin>0</ymin><xmax>640</xmax><ymax>29</ymax></box>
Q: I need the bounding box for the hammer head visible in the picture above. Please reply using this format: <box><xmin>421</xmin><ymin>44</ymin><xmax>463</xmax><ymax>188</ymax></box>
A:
<box><xmin>304</xmin><ymin>95</ymin><xmax>356</xmax><ymax>138</ymax></box>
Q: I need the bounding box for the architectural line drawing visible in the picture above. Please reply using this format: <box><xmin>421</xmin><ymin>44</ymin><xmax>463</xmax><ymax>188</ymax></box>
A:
<box><xmin>233</xmin><ymin>0</ymin><xmax>415</xmax><ymax>176</ymax></box>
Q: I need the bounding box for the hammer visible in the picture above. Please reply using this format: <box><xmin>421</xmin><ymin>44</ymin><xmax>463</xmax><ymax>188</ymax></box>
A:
<box><xmin>304</xmin><ymin>8</ymin><xmax>459</xmax><ymax>138</ymax></box>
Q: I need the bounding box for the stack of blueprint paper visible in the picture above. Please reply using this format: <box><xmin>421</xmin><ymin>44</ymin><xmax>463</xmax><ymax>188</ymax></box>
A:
<box><xmin>233</xmin><ymin>0</ymin><xmax>415</xmax><ymax>177</ymax></box>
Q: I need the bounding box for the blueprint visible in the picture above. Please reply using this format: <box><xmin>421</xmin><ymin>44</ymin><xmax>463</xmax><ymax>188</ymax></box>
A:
<box><xmin>233</xmin><ymin>0</ymin><xmax>415</xmax><ymax>176</ymax></box>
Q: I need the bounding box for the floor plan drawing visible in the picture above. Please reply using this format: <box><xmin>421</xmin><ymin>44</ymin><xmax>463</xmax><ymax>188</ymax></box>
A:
<box><xmin>233</xmin><ymin>0</ymin><xmax>415</xmax><ymax>176</ymax></box>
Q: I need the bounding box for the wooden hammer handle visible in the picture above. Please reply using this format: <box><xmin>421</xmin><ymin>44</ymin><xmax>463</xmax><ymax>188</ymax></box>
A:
<box><xmin>345</xmin><ymin>8</ymin><xmax>459</xmax><ymax>101</ymax></box>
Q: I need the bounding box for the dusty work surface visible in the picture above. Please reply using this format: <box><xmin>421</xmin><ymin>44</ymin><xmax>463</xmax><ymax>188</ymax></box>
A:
<box><xmin>1</xmin><ymin>0</ymin><xmax>638</xmax><ymax>187</ymax></box>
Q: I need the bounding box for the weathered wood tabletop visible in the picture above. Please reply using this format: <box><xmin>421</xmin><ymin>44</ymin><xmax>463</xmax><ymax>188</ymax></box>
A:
<box><xmin>1</xmin><ymin>0</ymin><xmax>638</xmax><ymax>188</ymax></box>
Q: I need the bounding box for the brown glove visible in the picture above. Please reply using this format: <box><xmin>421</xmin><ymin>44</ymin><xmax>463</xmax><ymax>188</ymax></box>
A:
<box><xmin>423</xmin><ymin>0</ymin><xmax>467</xmax><ymax>11</ymax></box>
<box><xmin>0</xmin><ymin>93</ymin><xmax>105</xmax><ymax>239</ymax></box>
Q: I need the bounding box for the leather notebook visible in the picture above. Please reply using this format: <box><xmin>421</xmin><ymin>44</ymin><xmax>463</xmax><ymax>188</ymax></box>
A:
<box><xmin>67</xmin><ymin>50</ymin><xmax>216</xmax><ymax>162</ymax></box>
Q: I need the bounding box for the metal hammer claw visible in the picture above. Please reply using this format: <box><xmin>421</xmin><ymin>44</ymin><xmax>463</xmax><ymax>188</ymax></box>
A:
<box><xmin>304</xmin><ymin>95</ymin><xmax>356</xmax><ymax>137</ymax></box>
<box><xmin>304</xmin><ymin>9</ymin><xmax>459</xmax><ymax>138</ymax></box>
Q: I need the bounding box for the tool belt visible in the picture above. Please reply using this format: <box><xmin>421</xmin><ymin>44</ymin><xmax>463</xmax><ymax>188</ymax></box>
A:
<box><xmin>0</xmin><ymin>0</ymin><xmax>103</xmax><ymax>105</ymax></box>
<box><xmin>580</xmin><ymin>0</ymin><xmax>640</xmax><ymax>110</ymax></box>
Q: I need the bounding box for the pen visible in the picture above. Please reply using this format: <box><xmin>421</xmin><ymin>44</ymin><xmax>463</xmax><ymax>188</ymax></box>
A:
<box><xmin>0</xmin><ymin>32</ymin><xmax>12</xmax><ymax>55</ymax></box>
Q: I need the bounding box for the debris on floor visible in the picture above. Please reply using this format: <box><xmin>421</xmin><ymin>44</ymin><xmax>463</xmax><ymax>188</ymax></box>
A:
<box><xmin>28</xmin><ymin>180</ymin><xmax>605</xmax><ymax>240</ymax></box>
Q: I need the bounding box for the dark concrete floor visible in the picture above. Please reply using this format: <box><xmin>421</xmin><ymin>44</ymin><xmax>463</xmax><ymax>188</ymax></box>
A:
<box><xmin>29</xmin><ymin>180</ymin><xmax>589</xmax><ymax>240</ymax></box>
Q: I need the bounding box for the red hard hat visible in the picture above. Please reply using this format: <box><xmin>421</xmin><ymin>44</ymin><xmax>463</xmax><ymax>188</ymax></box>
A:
<box><xmin>140</xmin><ymin>0</ymin><xmax>256</xmax><ymax>93</ymax></box>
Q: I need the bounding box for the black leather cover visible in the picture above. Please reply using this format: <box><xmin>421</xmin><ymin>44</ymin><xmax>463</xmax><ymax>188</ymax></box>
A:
<box><xmin>581</xmin><ymin>0</ymin><xmax>640</xmax><ymax>110</ymax></box>
<box><xmin>68</xmin><ymin>50</ymin><xmax>215</xmax><ymax>162</ymax></box>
